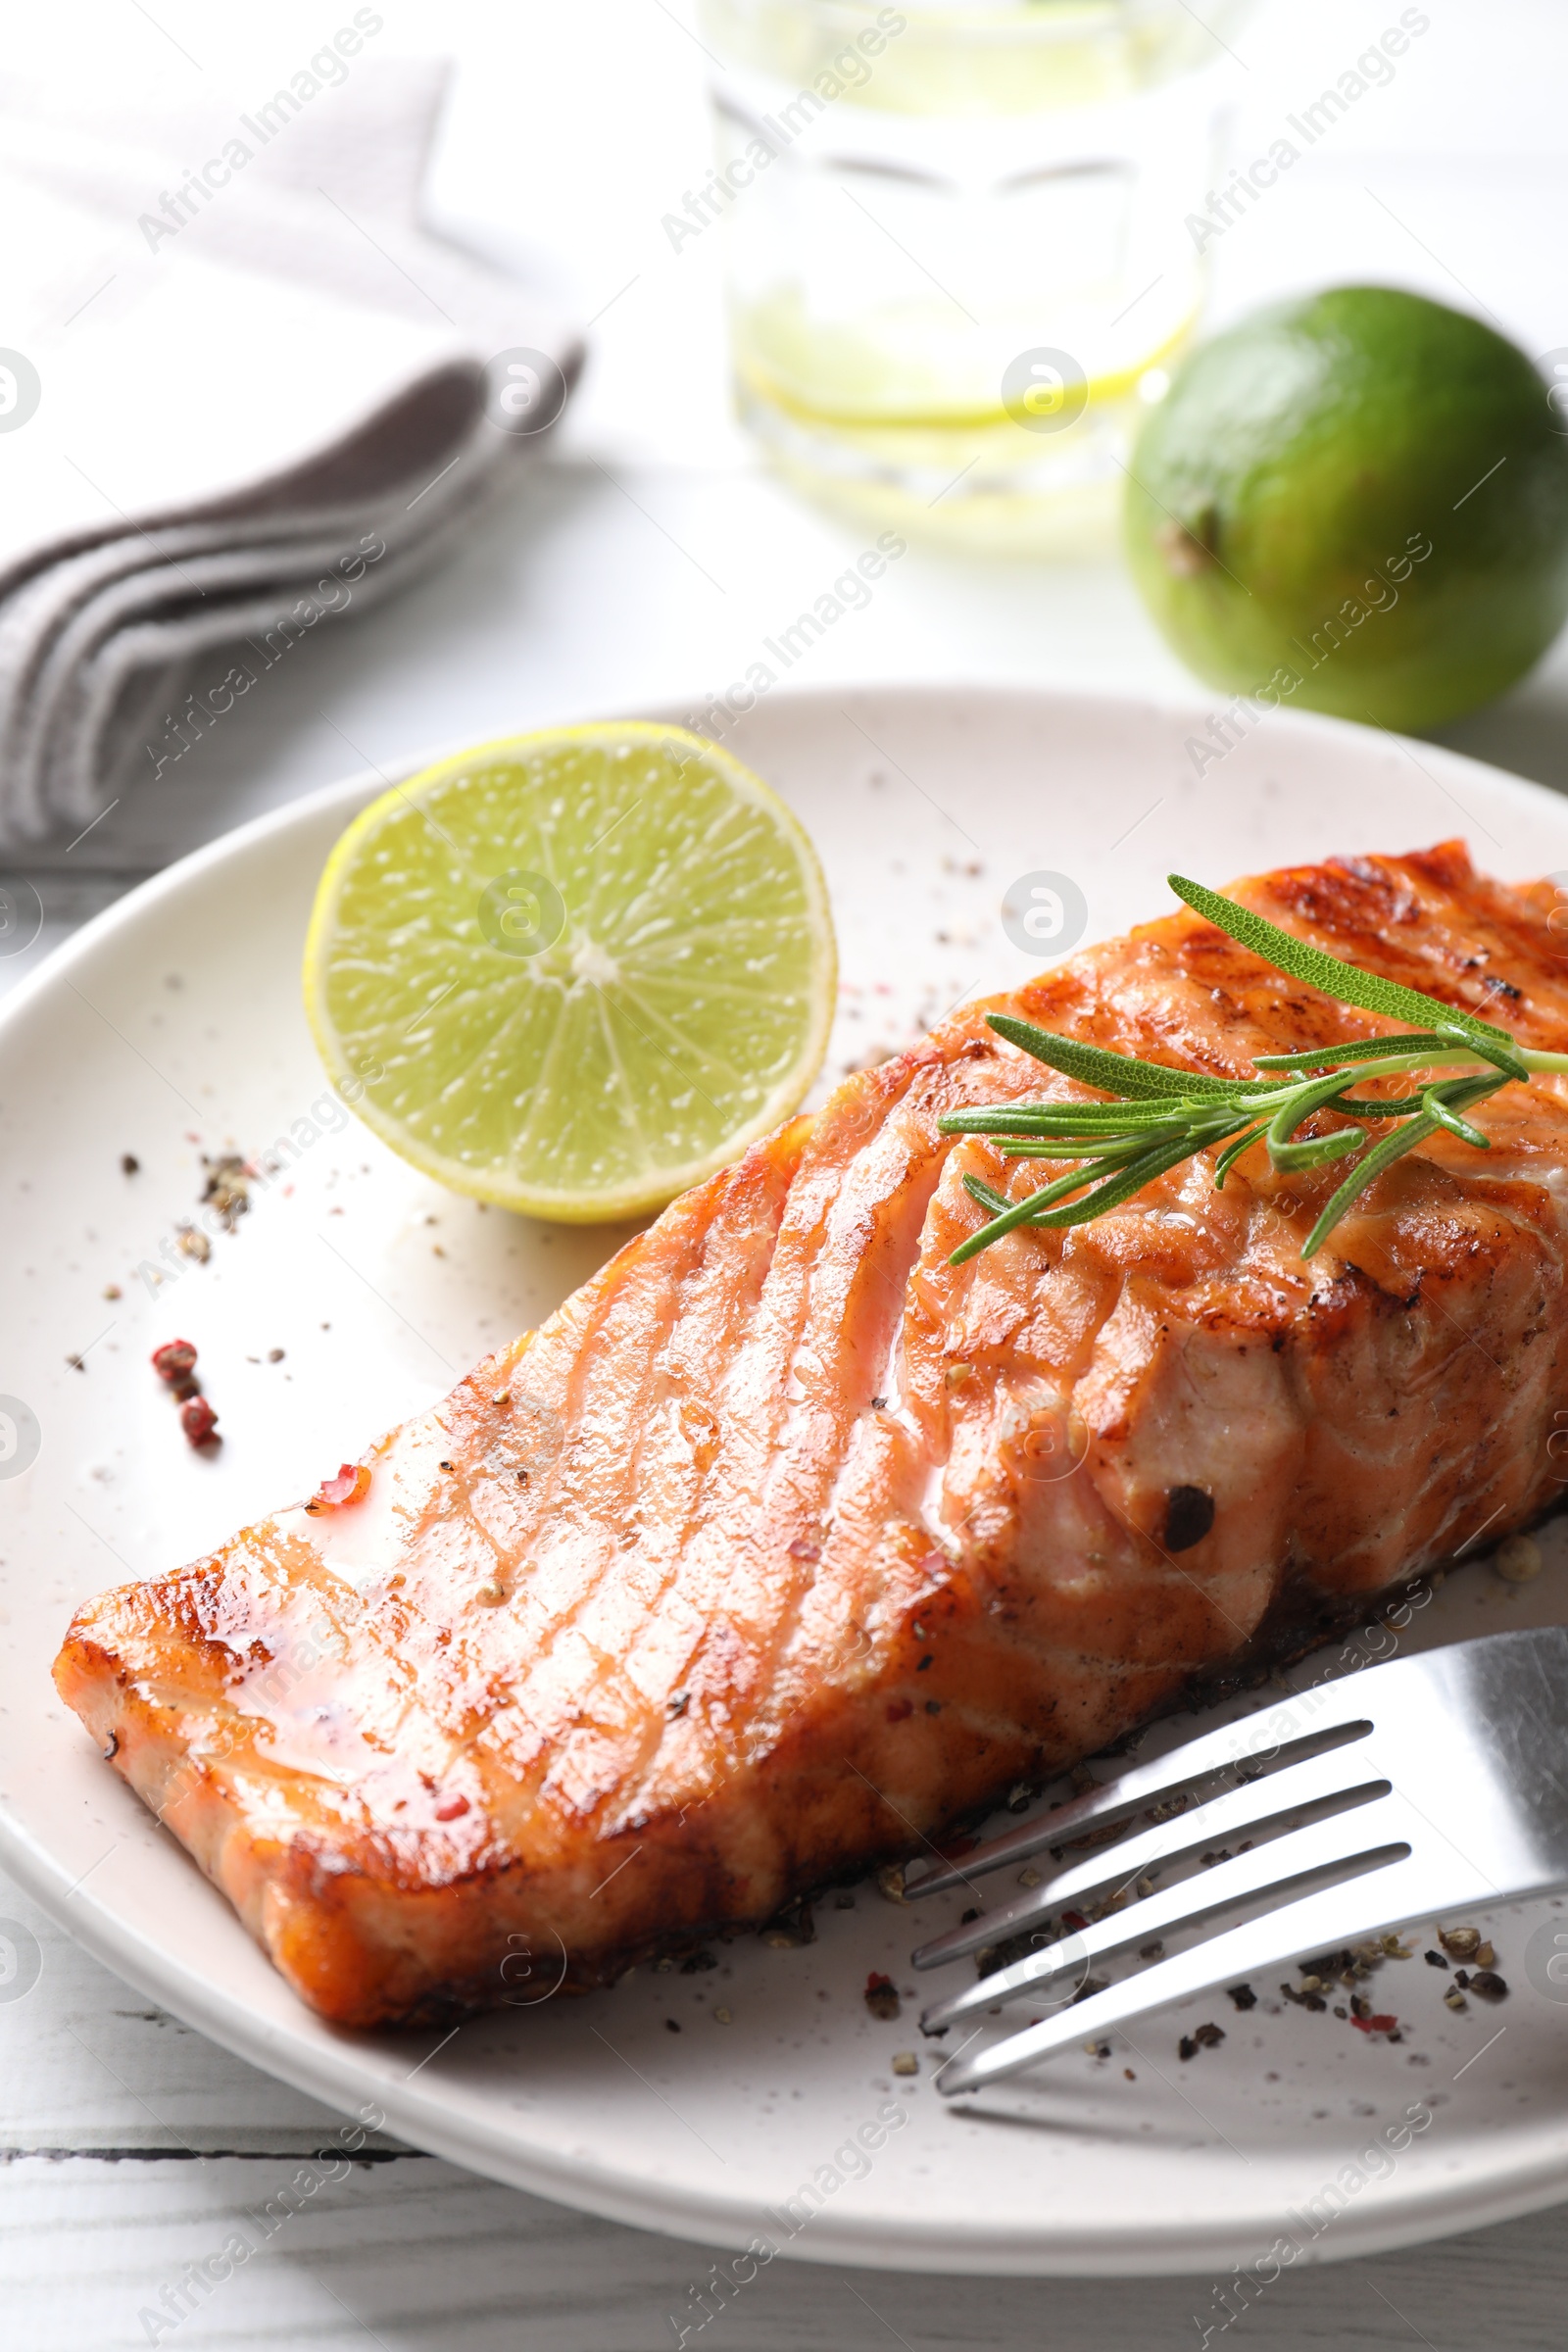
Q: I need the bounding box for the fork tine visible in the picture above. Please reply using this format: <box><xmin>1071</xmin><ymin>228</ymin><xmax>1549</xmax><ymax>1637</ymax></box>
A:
<box><xmin>924</xmin><ymin>1628</ymin><xmax>1568</xmax><ymax>2092</ymax></box>
<box><xmin>906</xmin><ymin>1679</ymin><xmax>1380</xmax><ymax>1899</ymax></box>
<box><xmin>934</xmin><ymin>1848</ymin><xmax>1453</xmax><ymax>2097</ymax></box>
<box><xmin>919</xmin><ymin>1794</ymin><xmax>1401</xmax><ymax>2033</ymax></box>
<box><xmin>912</xmin><ymin>1745</ymin><xmax>1390</xmax><ymax>1972</ymax></box>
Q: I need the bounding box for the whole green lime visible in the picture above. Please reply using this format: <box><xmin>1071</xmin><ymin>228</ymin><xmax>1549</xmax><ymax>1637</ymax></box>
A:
<box><xmin>1124</xmin><ymin>286</ymin><xmax>1568</xmax><ymax>731</ymax></box>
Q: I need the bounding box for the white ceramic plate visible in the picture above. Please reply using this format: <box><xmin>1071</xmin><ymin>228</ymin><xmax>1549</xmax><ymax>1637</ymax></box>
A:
<box><xmin>7</xmin><ymin>685</ymin><xmax>1568</xmax><ymax>2278</ymax></box>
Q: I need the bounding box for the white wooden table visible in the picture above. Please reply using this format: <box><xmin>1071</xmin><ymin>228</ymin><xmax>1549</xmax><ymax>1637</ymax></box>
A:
<box><xmin>7</xmin><ymin>1</ymin><xmax>1568</xmax><ymax>2340</ymax></box>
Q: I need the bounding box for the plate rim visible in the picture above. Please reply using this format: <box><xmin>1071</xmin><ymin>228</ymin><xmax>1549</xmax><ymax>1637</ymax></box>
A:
<box><xmin>4</xmin><ymin>678</ymin><xmax>1564</xmax><ymax>1042</ymax></box>
<box><xmin>7</xmin><ymin>680</ymin><xmax>1568</xmax><ymax>2276</ymax></box>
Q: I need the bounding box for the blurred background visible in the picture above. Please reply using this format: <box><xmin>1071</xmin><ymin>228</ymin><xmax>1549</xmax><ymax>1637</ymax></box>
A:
<box><xmin>1</xmin><ymin>0</ymin><xmax>1564</xmax><ymax>996</ymax></box>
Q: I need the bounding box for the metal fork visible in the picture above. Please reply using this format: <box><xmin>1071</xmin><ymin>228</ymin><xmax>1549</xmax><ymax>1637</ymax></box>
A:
<box><xmin>908</xmin><ymin>1628</ymin><xmax>1568</xmax><ymax>2097</ymax></box>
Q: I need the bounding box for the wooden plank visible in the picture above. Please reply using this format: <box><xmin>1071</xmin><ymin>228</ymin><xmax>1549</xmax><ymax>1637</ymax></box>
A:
<box><xmin>2</xmin><ymin>2148</ymin><xmax>1566</xmax><ymax>2351</ymax></box>
<box><xmin>5</xmin><ymin>1863</ymin><xmax>1568</xmax><ymax>2348</ymax></box>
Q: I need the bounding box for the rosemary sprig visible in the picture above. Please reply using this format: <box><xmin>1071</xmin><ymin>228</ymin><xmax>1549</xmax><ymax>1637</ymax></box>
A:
<box><xmin>944</xmin><ymin>874</ymin><xmax>1568</xmax><ymax>1267</ymax></box>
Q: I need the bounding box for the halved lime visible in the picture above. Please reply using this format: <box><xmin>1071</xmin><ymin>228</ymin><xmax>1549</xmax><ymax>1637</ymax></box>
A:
<box><xmin>303</xmin><ymin>723</ymin><xmax>837</xmax><ymax>1222</ymax></box>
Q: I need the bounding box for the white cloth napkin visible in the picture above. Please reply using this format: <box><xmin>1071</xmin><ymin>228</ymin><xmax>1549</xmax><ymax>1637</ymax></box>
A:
<box><xmin>0</xmin><ymin>56</ymin><xmax>580</xmax><ymax>847</ymax></box>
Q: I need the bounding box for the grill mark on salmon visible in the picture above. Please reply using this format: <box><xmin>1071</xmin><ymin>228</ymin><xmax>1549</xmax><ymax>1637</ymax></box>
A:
<box><xmin>54</xmin><ymin>841</ymin><xmax>1568</xmax><ymax>2026</ymax></box>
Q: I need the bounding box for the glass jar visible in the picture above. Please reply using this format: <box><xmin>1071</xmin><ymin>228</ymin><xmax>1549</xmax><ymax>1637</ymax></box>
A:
<box><xmin>698</xmin><ymin>0</ymin><xmax>1252</xmax><ymax>552</ymax></box>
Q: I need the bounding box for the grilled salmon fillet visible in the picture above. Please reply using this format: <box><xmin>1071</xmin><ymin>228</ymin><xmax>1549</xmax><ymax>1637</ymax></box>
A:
<box><xmin>55</xmin><ymin>841</ymin><xmax>1568</xmax><ymax>2027</ymax></box>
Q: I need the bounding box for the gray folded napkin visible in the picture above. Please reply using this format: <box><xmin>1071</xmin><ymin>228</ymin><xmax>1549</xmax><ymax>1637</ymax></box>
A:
<box><xmin>0</xmin><ymin>55</ymin><xmax>580</xmax><ymax>848</ymax></box>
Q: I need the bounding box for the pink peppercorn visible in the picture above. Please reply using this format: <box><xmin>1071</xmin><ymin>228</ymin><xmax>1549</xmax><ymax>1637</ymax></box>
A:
<box><xmin>179</xmin><ymin>1396</ymin><xmax>219</xmax><ymax>1447</ymax></box>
